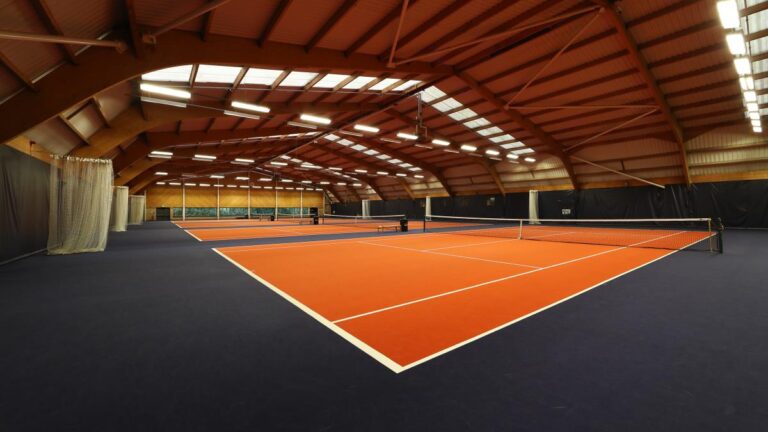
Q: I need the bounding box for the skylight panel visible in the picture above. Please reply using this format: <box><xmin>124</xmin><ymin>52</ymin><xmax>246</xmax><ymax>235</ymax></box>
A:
<box><xmin>324</xmin><ymin>134</ymin><xmax>340</xmax><ymax>141</ymax></box>
<box><xmin>370</xmin><ymin>78</ymin><xmax>400</xmax><ymax>91</ymax></box>
<box><xmin>241</xmin><ymin>68</ymin><xmax>283</xmax><ymax>85</ymax></box>
<box><xmin>448</xmin><ymin>108</ymin><xmax>477</xmax><ymax>121</ymax></box>
<box><xmin>489</xmin><ymin>134</ymin><xmax>515</xmax><ymax>143</ymax></box>
<box><xmin>363</xmin><ymin>149</ymin><xmax>379</xmax><ymax>155</ymax></box>
<box><xmin>279</xmin><ymin>71</ymin><xmax>318</xmax><ymax>87</ymax></box>
<box><xmin>477</xmin><ymin>126</ymin><xmax>503</xmax><ymax>136</ymax></box>
<box><xmin>500</xmin><ymin>141</ymin><xmax>525</xmax><ymax>149</ymax></box>
<box><xmin>195</xmin><ymin>65</ymin><xmax>242</xmax><ymax>83</ymax></box>
<box><xmin>463</xmin><ymin>118</ymin><xmax>491</xmax><ymax>129</ymax></box>
<box><xmin>388</xmin><ymin>158</ymin><xmax>402</xmax><ymax>164</ymax></box>
<box><xmin>392</xmin><ymin>80</ymin><xmax>422</xmax><ymax>91</ymax></box>
<box><xmin>351</xmin><ymin>144</ymin><xmax>368</xmax><ymax>151</ymax></box>
<box><xmin>142</xmin><ymin>65</ymin><xmax>193</xmax><ymax>82</ymax></box>
<box><xmin>420</xmin><ymin>86</ymin><xmax>446</xmax><ymax>103</ymax></box>
<box><xmin>337</xmin><ymin>138</ymin><xmax>354</xmax><ymax>146</ymax></box>
<box><xmin>376</xmin><ymin>154</ymin><xmax>391</xmax><ymax>160</ymax></box>
<box><xmin>342</xmin><ymin>76</ymin><xmax>376</xmax><ymax>89</ymax></box>
<box><xmin>432</xmin><ymin>97</ymin><xmax>462</xmax><ymax>112</ymax></box>
<box><xmin>313</xmin><ymin>73</ymin><xmax>351</xmax><ymax>88</ymax></box>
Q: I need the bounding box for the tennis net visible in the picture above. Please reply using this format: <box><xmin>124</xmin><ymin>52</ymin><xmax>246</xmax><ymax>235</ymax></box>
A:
<box><xmin>276</xmin><ymin>213</ymin><xmax>316</xmax><ymax>224</ymax></box>
<box><xmin>322</xmin><ymin>214</ymin><xmax>406</xmax><ymax>230</ymax></box>
<box><xmin>424</xmin><ymin>215</ymin><xmax>723</xmax><ymax>252</ymax></box>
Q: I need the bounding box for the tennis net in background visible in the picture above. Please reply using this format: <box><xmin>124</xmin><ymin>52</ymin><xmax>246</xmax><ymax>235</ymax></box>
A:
<box><xmin>424</xmin><ymin>215</ymin><xmax>723</xmax><ymax>252</ymax></box>
<box><xmin>322</xmin><ymin>214</ymin><xmax>405</xmax><ymax>229</ymax></box>
<box><xmin>276</xmin><ymin>213</ymin><xmax>316</xmax><ymax>224</ymax></box>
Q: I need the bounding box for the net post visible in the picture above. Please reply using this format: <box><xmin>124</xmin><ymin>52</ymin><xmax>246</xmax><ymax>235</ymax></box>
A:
<box><xmin>423</xmin><ymin>217</ymin><xmax>426</xmax><ymax>232</ymax></box>
<box><xmin>708</xmin><ymin>218</ymin><xmax>713</xmax><ymax>253</ymax></box>
<box><xmin>518</xmin><ymin>219</ymin><xmax>523</xmax><ymax>240</ymax></box>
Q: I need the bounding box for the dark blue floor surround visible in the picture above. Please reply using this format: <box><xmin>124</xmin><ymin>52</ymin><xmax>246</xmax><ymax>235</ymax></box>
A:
<box><xmin>1</xmin><ymin>222</ymin><xmax>767</xmax><ymax>431</ymax></box>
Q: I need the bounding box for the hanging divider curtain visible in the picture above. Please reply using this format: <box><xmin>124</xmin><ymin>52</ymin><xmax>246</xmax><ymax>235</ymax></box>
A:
<box><xmin>47</xmin><ymin>156</ymin><xmax>113</xmax><ymax>255</ymax></box>
<box><xmin>110</xmin><ymin>186</ymin><xmax>129</xmax><ymax>232</ymax></box>
<box><xmin>128</xmin><ymin>195</ymin><xmax>146</xmax><ymax>225</ymax></box>
<box><xmin>529</xmin><ymin>190</ymin><xmax>540</xmax><ymax>224</ymax></box>
<box><xmin>362</xmin><ymin>199</ymin><xmax>370</xmax><ymax>218</ymax></box>
<box><xmin>425</xmin><ymin>196</ymin><xmax>432</xmax><ymax>220</ymax></box>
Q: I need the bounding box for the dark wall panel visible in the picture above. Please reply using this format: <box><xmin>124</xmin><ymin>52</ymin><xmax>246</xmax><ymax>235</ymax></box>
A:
<box><xmin>0</xmin><ymin>146</ymin><xmax>49</xmax><ymax>264</ymax></box>
<box><xmin>334</xmin><ymin>180</ymin><xmax>768</xmax><ymax>229</ymax></box>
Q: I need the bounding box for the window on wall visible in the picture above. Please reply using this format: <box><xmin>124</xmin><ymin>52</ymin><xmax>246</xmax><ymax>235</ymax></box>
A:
<box><xmin>186</xmin><ymin>208</ymin><xmax>216</xmax><ymax>218</ymax></box>
<box><xmin>220</xmin><ymin>207</ymin><xmax>248</xmax><ymax>217</ymax></box>
<box><xmin>251</xmin><ymin>208</ymin><xmax>275</xmax><ymax>216</ymax></box>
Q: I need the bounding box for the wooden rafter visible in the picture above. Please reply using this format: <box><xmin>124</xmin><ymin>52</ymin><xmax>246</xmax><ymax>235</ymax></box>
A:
<box><xmin>30</xmin><ymin>0</ymin><xmax>77</xmax><ymax>63</ymax></box>
<box><xmin>457</xmin><ymin>72</ymin><xmax>578</xmax><ymax>188</ymax></box>
<box><xmin>305</xmin><ymin>0</ymin><xmax>357</xmax><ymax>52</ymax></box>
<box><xmin>258</xmin><ymin>0</ymin><xmax>293</xmax><ymax>47</ymax></box>
<box><xmin>596</xmin><ymin>2</ymin><xmax>691</xmax><ymax>184</ymax></box>
<box><xmin>124</xmin><ymin>0</ymin><xmax>145</xmax><ymax>58</ymax></box>
<box><xmin>0</xmin><ymin>51</ymin><xmax>35</xmax><ymax>91</ymax></box>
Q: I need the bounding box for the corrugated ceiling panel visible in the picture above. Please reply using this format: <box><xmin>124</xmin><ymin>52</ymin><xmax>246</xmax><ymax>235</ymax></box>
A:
<box><xmin>390</xmin><ymin>0</ymin><xmax>504</xmax><ymax>59</ymax></box>
<box><xmin>209</xmin><ymin>0</ymin><xmax>278</xmax><ymax>39</ymax></box>
<box><xmin>325</xmin><ymin>0</ymin><xmax>438</xmax><ymax>53</ymax></box>
<box><xmin>135</xmin><ymin>0</ymin><xmax>207</xmax><ymax>32</ymax></box>
<box><xmin>46</xmin><ymin>0</ymin><xmax>120</xmax><ymax>41</ymax></box>
<box><xmin>269</xmin><ymin>0</ymin><xmax>340</xmax><ymax>45</ymax></box>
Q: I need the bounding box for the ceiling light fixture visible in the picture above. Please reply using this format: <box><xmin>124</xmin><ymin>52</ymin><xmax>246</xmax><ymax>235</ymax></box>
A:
<box><xmin>354</xmin><ymin>124</ymin><xmax>380</xmax><ymax>133</ymax></box>
<box><xmin>231</xmin><ymin>101</ymin><xmax>270</xmax><ymax>113</ymax></box>
<box><xmin>139</xmin><ymin>83</ymin><xmax>191</xmax><ymax>99</ymax></box>
<box><xmin>300</xmin><ymin>114</ymin><xmax>331</xmax><ymax>125</ymax></box>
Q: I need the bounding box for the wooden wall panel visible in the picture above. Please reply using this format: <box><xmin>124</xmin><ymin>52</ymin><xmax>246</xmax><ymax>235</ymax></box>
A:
<box><xmin>145</xmin><ymin>187</ymin><xmax>325</xmax><ymax>211</ymax></box>
<box><xmin>185</xmin><ymin>188</ymin><xmax>217</xmax><ymax>207</ymax></box>
<box><xmin>250</xmin><ymin>189</ymin><xmax>277</xmax><ymax>207</ymax></box>
<box><xmin>219</xmin><ymin>188</ymin><xmax>248</xmax><ymax>207</ymax></box>
<box><xmin>147</xmin><ymin>186</ymin><xmax>182</xmax><ymax>207</ymax></box>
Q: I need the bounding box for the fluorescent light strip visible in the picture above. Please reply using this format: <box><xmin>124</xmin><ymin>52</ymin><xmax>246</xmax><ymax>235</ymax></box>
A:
<box><xmin>300</xmin><ymin>114</ymin><xmax>331</xmax><ymax>125</ymax></box>
<box><xmin>139</xmin><ymin>83</ymin><xmax>191</xmax><ymax>99</ymax></box>
<box><xmin>717</xmin><ymin>0</ymin><xmax>740</xmax><ymax>29</ymax></box>
<box><xmin>193</xmin><ymin>154</ymin><xmax>216</xmax><ymax>160</ymax></box>
<box><xmin>397</xmin><ymin>132</ymin><xmax>418</xmax><ymax>140</ymax></box>
<box><xmin>354</xmin><ymin>124</ymin><xmax>380</xmax><ymax>133</ymax></box>
<box><xmin>231</xmin><ymin>101</ymin><xmax>270</xmax><ymax>113</ymax></box>
<box><xmin>234</xmin><ymin>158</ymin><xmax>254</xmax><ymax>163</ymax></box>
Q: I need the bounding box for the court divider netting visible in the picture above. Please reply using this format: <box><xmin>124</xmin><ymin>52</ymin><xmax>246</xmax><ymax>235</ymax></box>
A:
<box><xmin>423</xmin><ymin>215</ymin><xmax>723</xmax><ymax>253</ymax></box>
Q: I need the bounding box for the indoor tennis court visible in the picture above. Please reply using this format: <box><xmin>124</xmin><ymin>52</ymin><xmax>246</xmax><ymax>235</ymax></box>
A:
<box><xmin>2</xmin><ymin>1</ymin><xmax>768</xmax><ymax>431</ymax></box>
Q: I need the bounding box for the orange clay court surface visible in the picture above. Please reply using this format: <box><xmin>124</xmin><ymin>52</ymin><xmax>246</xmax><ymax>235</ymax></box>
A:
<box><xmin>213</xmin><ymin>227</ymin><xmax>711</xmax><ymax>373</ymax></box>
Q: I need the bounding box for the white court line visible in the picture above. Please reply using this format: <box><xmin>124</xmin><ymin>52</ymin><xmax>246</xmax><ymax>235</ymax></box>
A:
<box><xmin>182</xmin><ymin>229</ymin><xmax>203</xmax><ymax>242</ymax></box>
<box><xmin>399</xmin><ymin>235</ymin><xmax>706</xmax><ymax>372</ymax></box>
<box><xmin>212</xmin><ymin>248</ymin><xmax>405</xmax><ymax>373</ymax></box>
<box><xmin>189</xmin><ymin>226</ymin><xmax>316</xmax><ymax>241</ymax></box>
<box><xmin>425</xmin><ymin>237</ymin><xmax>519</xmax><ymax>251</ymax></box>
<box><xmin>358</xmin><ymin>241</ymin><xmax>542</xmax><ymax>269</ymax></box>
<box><xmin>219</xmin><ymin>232</ymin><xmax>456</xmax><ymax>253</ymax></box>
<box><xmin>333</xmin><ymin>230</ymin><xmax>688</xmax><ymax>324</ymax></box>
